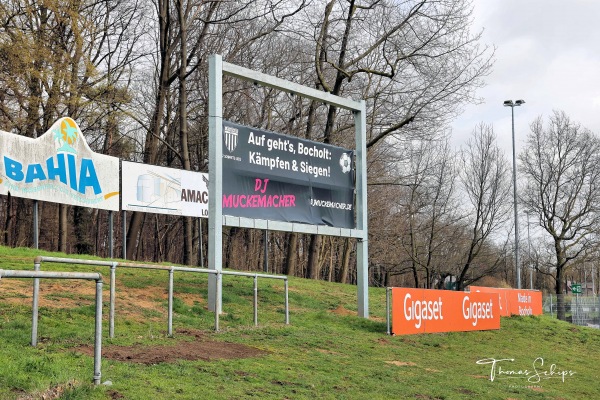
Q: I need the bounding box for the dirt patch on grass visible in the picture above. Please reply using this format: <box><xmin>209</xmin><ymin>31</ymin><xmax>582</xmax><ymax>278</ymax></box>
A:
<box><xmin>330</xmin><ymin>305</ymin><xmax>355</xmax><ymax>316</ymax></box>
<box><xmin>469</xmin><ymin>375</ymin><xmax>489</xmax><ymax>379</ymax></box>
<box><xmin>75</xmin><ymin>328</ymin><xmax>267</xmax><ymax>364</ymax></box>
<box><xmin>386</xmin><ymin>361</ymin><xmax>417</xmax><ymax>367</ymax></box>
<box><xmin>0</xmin><ymin>279</ymin><xmax>206</xmax><ymax>322</ymax></box>
<box><xmin>16</xmin><ymin>380</ymin><xmax>77</xmax><ymax>400</ymax></box>
<box><xmin>316</xmin><ymin>348</ymin><xmax>341</xmax><ymax>355</ymax></box>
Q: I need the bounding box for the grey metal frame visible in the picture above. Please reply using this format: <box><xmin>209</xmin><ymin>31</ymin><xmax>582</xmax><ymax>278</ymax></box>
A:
<box><xmin>386</xmin><ymin>287</ymin><xmax>392</xmax><ymax>335</ymax></box>
<box><xmin>208</xmin><ymin>54</ymin><xmax>369</xmax><ymax>317</ymax></box>
<box><xmin>32</xmin><ymin>256</ymin><xmax>289</xmax><ymax>337</ymax></box>
<box><xmin>0</xmin><ymin>269</ymin><xmax>104</xmax><ymax>385</ymax></box>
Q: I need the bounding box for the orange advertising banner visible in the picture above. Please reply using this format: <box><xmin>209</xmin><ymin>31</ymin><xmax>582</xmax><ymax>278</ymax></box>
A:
<box><xmin>469</xmin><ymin>286</ymin><xmax>543</xmax><ymax>316</ymax></box>
<box><xmin>391</xmin><ymin>288</ymin><xmax>500</xmax><ymax>335</ymax></box>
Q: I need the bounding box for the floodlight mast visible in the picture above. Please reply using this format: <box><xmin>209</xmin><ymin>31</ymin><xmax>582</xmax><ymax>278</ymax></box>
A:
<box><xmin>504</xmin><ymin>99</ymin><xmax>525</xmax><ymax>289</ymax></box>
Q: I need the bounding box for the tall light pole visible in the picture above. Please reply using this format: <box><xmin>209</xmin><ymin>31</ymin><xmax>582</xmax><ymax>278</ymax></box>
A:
<box><xmin>526</xmin><ymin>210</ymin><xmax>532</xmax><ymax>289</ymax></box>
<box><xmin>504</xmin><ymin>99</ymin><xmax>525</xmax><ymax>289</ymax></box>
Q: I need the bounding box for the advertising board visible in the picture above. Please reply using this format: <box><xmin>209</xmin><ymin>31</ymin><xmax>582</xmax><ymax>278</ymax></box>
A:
<box><xmin>121</xmin><ymin>161</ymin><xmax>208</xmax><ymax>217</ymax></box>
<box><xmin>221</xmin><ymin>121</ymin><xmax>355</xmax><ymax>228</ymax></box>
<box><xmin>0</xmin><ymin>118</ymin><xmax>119</xmax><ymax>210</ymax></box>
<box><xmin>391</xmin><ymin>288</ymin><xmax>500</xmax><ymax>335</ymax></box>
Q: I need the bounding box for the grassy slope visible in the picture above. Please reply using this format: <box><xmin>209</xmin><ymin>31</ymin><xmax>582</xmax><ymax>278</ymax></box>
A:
<box><xmin>0</xmin><ymin>245</ymin><xmax>598</xmax><ymax>400</ymax></box>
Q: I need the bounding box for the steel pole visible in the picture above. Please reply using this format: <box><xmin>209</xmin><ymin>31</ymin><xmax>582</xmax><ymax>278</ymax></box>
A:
<box><xmin>214</xmin><ymin>271</ymin><xmax>221</xmax><ymax>331</ymax></box>
<box><xmin>527</xmin><ymin>212</ymin><xmax>532</xmax><ymax>289</ymax></box>
<box><xmin>32</xmin><ymin>260</ymin><xmax>40</xmax><ymax>346</ymax></box>
<box><xmin>122</xmin><ymin>210</ymin><xmax>127</xmax><ymax>260</ymax></box>
<box><xmin>109</xmin><ymin>211</ymin><xmax>114</xmax><ymax>259</ymax></box>
<box><xmin>284</xmin><ymin>279</ymin><xmax>290</xmax><ymax>325</ymax></box>
<box><xmin>198</xmin><ymin>218</ymin><xmax>204</xmax><ymax>268</ymax></box>
<box><xmin>386</xmin><ymin>287</ymin><xmax>391</xmax><ymax>335</ymax></box>
<box><xmin>93</xmin><ymin>279</ymin><xmax>103</xmax><ymax>385</ymax></box>
<box><xmin>253</xmin><ymin>275</ymin><xmax>258</xmax><ymax>326</ymax></box>
<box><xmin>109</xmin><ymin>264</ymin><xmax>116</xmax><ymax>338</ymax></box>
<box><xmin>168</xmin><ymin>268</ymin><xmax>174</xmax><ymax>337</ymax></box>
<box><xmin>33</xmin><ymin>201</ymin><xmax>38</xmax><ymax>249</ymax></box>
<box><xmin>511</xmin><ymin>106</ymin><xmax>521</xmax><ymax>289</ymax></box>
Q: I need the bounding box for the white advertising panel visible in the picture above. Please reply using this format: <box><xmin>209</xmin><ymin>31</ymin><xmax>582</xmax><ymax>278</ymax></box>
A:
<box><xmin>121</xmin><ymin>161</ymin><xmax>208</xmax><ymax>217</ymax></box>
<box><xmin>0</xmin><ymin>118</ymin><xmax>120</xmax><ymax>210</ymax></box>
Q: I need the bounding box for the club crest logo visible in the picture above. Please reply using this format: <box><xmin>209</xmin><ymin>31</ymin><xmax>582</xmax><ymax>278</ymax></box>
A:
<box><xmin>224</xmin><ymin>125</ymin><xmax>238</xmax><ymax>153</ymax></box>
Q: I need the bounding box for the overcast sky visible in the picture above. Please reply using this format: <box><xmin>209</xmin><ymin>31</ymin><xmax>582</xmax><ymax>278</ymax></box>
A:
<box><xmin>450</xmin><ymin>0</ymin><xmax>600</xmax><ymax>156</ymax></box>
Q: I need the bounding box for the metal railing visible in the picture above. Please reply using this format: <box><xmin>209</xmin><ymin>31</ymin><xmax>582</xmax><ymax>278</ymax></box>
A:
<box><xmin>544</xmin><ymin>294</ymin><xmax>600</xmax><ymax>328</ymax></box>
<box><xmin>0</xmin><ymin>269</ymin><xmax>104</xmax><ymax>385</ymax></box>
<box><xmin>32</xmin><ymin>256</ymin><xmax>289</xmax><ymax>340</ymax></box>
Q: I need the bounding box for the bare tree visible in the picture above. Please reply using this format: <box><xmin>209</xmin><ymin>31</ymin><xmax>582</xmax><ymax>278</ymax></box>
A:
<box><xmin>0</xmin><ymin>0</ymin><xmax>145</xmax><ymax>251</ymax></box>
<box><xmin>307</xmin><ymin>0</ymin><xmax>493</xmax><ymax>148</ymax></box>
<box><xmin>125</xmin><ymin>0</ymin><xmax>308</xmax><ymax>262</ymax></box>
<box><xmin>456</xmin><ymin>123</ymin><xmax>511</xmax><ymax>290</ymax></box>
<box><xmin>295</xmin><ymin>0</ymin><xmax>493</xmax><ymax>281</ymax></box>
<box><xmin>520</xmin><ymin>111</ymin><xmax>600</xmax><ymax>320</ymax></box>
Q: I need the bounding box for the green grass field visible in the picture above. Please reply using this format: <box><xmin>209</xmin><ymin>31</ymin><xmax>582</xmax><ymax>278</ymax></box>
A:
<box><xmin>0</xmin><ymin>245</ymin><xmax>598</xmax><ymax>399</ymax></box>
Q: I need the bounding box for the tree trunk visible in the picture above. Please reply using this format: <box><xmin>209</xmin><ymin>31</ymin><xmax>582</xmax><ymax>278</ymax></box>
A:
<box><xmin>127</xmin><ymin>0</ymin><xmax>171</xmax><ymax>260</ymax></box>
<box><xmin>58</xmin><ymin>204</ymin><xmax>68</xmax><ymax>253</ymax></box>
<box><xmin>73</xmin><ymin>206</ymin><xmax>92</xmax><ymax>254</ymax></box>
<box><xmin>3</xmin><ymin>192</ymin><xmax>12</xmax><ymax>245</ymax></box>
<box><xmin>338</xmin><ymin>237</ymin><xmax>351</xmax><ymax>283</ymax></box>
<box><xmin>178</xmin><ymin>0</ymin><xmax>193</xmax><ymax>265</ymax></box>
<box><xmin>308</xmin><ymin>234</ymin><xmax>322</xmax><ymax>279</ymax></box>
<box><xmin>284</xmin><ymin>232</ymin><xmax>298</xmax><ymax>276</ymax></box>
<box><xmin>556</xmin><ymin>267</ymin><xmax>565</xmax><ymax>321</ymax></box>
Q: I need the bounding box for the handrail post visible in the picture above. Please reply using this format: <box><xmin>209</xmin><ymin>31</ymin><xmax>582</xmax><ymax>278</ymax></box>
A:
<box><xmin>109</xmin><ymin>263</ymin><xmax>117</xmax><ymax>338</ymax></box>
<box><xmin>32</xmin><ymin>257</ymin><xmax>41</xmax><ymax>346</ymax></box>
<box><xmin>168</xmin><ymin>268</ymin><xmax>174</xmax><ymax>337</ymax></box>
<box><xmin>253</xmin><ymin>275</ymin><xmax>258</xmax><ymax>326</ymax></box>
<box><xmin>214</xmin><ymin>271</ymin><xmax>221</xmax><ymax>332</ymax></box>
<box><xmin>386</xmin><ymin>287</ymin><xmax>391</xmax><ymax>335</ymax></box>
<box><xmin>284</xmin><ymin>279</ymin><xmax>290</xmax><ymax>325</ymax></box>
<box><xmin>93</xmin><ymin>278</ymin><xmax>103</xmax><ymax>385</ymax></box>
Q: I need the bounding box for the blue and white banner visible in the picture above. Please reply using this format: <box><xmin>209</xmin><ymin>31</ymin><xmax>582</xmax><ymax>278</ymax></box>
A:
<box><xmin>0</xmin><ymin>118</ymin><xmax>120</xmax><ymax>210</ymax></box>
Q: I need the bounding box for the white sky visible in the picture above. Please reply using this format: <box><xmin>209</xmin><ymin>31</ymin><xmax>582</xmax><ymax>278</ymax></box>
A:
<box><xmin>450</xmin><ymin>0</ymin><xmax>600</xmax><ymax>156</ymax></box>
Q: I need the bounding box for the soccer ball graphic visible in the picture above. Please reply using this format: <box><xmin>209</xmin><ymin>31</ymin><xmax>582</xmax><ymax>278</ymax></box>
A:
<box><xmin>339</xmin><ymin>153</ymin><xmax>352</xmax><ymax>173</ymax></box>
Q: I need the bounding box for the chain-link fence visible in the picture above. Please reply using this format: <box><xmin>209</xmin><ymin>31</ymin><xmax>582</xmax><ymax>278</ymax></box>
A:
<box><xmin>543</xmin><ymin>294</ymin><xmax>600</xmax><ymax>328</ymax></box>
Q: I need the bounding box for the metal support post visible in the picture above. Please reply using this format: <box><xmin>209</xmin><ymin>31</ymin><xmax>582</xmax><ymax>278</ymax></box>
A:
<box><xmin>208</xmin><ymin>54</ymin><xmax>223</xmax><ymax>314</ymax></box>
<box><xmin>285</xmin><ymin>279</ymin><xmax>290</xmax><ymax>325</ymax></box>
<box><xmin>214</xmin><ymin>271</ymin><xmax>221</xmax><ymax>331</ymax></box>
<box><xmin>93</xmin><ymin>279</ymin><xmax>103</xmax><ymax>385</ymax></box>
<box><xmin>33</xmin><ymin>200</ymin><xmax>39</xmax><ymax>249</ymax></box>
<box><xmin>122</xmin><ymin>210</ymin><xmax>127</xmax><ymax>259</ymax></box>
<box><xmin>109</xmin><ymin>211</ymin><xmax>114</xmax><ymax>259</ymax></box>
<box><xmin>109</xmin><ymin>263</ymin><xmax>116</xmax><ymax>338</ymax></box>
<box><xmin>386</xmin><ymin>287</ymin><xmax>391</xmax><ymax>335</ymax></box>
<box><xmin>355</xmin><ymin>100</ymin><xmax>369</xmax><ymax>318</ymax></box>
<box><xmin>168</xmin><ymin>268</ymin><xmax>174</xmax><ymax>337</ymax></box>
<box><xmin>253</xmin><ymin>275</ymin><xmax>258</xmax><ymax>326</ymax></box>
<box><xmin>198</xmin><ymin>218</ymin><xmax>204</xmax><ymax>268</ymax></box>
<box><xmin>32</xmin><ymin>260</ymin><xmax>40</xmax><ymax>347</ymax></box>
